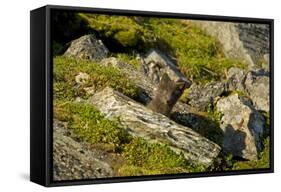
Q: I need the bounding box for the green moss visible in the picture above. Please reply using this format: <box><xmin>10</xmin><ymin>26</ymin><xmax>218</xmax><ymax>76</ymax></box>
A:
<box><xmin>207</xmin><ymin>103</ymin><xmax>223</xmax><ymax>123</ymax></box>
<box><xmin>121</xmin><ymin>137</ymin><xmax>205</xmax><ymax>176</ymax></box>
<box><xmin>118</xmin><ymin>165</ymin><xmax>159</xmax><ymax>176</ymax></box>
<box><xmin>53</xmin><ymin>56</ymin><xmax>139</xmax><ymax>100</ymax></box>
<box><xmin>179</xmin><ymin>88</ymin><xmax>190</xmax><ymax>103</ymax></box>
<box><xmin>54</xmin><ymin>101</ymin><xmax>131</xmax><ymax>151</ymax></box>
<box><xmin>78</xmin><ymin>14</ymin><xmax>246</xmax><ymax>83</ymax></box>
<box><xmin>79</xmin><ymin>14</ymin><xmax>145</xmax><ymax>48</ymax></box>
<box><xmin>208</xmin><ymin>153</ymin><xmax>236</xmax><ymax>171</ymax></box>
<box><xmin>118</xmin><ymin>165</ymin><xmax>189</xmax><ymax>176</ymax></box>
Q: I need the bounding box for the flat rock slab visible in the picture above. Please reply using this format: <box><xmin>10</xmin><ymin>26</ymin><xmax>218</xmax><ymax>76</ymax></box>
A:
<box><xmin>90</xmin><ymin>87</ymin><xmax>221</xmax><ymax>166</ymax></box>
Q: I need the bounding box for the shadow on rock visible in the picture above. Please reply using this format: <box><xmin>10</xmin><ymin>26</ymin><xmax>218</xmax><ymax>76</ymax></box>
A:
<box><xmin>171</xmin><ymin>111</ymin><xmax>224</xmax><ymax>146</ymax></box>
<box><xmin>223</xmin><ymin>124</ymin><xmax>247</xmax><ymax>158</ymax></box>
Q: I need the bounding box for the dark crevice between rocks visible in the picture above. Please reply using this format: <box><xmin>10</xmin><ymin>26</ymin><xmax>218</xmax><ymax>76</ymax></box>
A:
<box><xmin>171</xmin><ymin>111</ymin><xmax>224</xmax><ymax>147</ymax></box>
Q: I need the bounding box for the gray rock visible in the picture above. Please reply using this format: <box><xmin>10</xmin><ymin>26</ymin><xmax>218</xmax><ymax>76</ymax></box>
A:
<box><xmin>141</xmin><ymin>49</ymin><xmax>191</xmax><ymax>86</ymax></box>
<box><xmin>216</xmin><ymin>94</ymin><xmax>265</xmax><ymax>160</ymax></box>
<box><xmin>225</xmin><ymin>67</ymin><xmax>270</xmax><ymax>112</ymax></box>
<box><xmin>188</xmin><ymin>82</ymin><xmax>226</xmax><ymax>111</ymax></box>
<box><xmin>64</xmin><ymin>34</ymin><xmax>109</xmax><ymax>61</ymax></box>
<box><xmin>226</xmin><ymin>67</ymin><xmax>247</xmax><ymax>92</ymax></box>
<box><xmin>195</xmin><ymin>21</ymin><xmax>270</xmax><ymax>69</ymax></box>
<box><xmin>90</xmin><ymin>87</ymin><xmax>221</xmax><ymax>166</ymax></box>
<box><xmin>244</xmin><ymin>70</ymin><xmax>270</xmax><ymax>112</ymax></box>
<box><xmin>262</xmin><ymin>54</ymin><xmax>270</xmax><ymax>71</ymax></box>
<box><xmin>53</xmin><ymin>120</ymin><xmax>113</xmax><ymax>181</ymax></box>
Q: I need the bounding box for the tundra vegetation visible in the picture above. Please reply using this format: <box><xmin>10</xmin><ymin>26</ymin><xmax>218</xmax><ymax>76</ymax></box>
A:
<box><xmin>53</xmin><ymin>11</ymin><xmax>270</xmax><ymax>179</ymax></box>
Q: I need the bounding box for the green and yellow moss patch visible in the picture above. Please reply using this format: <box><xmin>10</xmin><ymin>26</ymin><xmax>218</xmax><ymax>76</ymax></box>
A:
<box><xmin>79</xmin><ymin>13</ymin><xmax>246</xmax><ymax>83</ymax></box>
<box><xmin>53</xmin><ymin>56</ymin><xmax>139</xmax><ymax>100</ymax></box>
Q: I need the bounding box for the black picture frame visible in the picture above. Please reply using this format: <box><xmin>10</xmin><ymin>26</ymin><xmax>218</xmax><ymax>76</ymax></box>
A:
<box><xmin>30</xmin><ymin>4</ymin><xmax>274</xmax><ymax>187</ymax></box>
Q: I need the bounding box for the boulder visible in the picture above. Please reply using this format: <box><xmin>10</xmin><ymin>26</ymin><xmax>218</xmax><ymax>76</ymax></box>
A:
<box><xmin>226</xmin><ymin>67</ymin><xmax>270</xmax><ymax>112</ymax></box>
<box><xmin>195</xmin><ymin>21</ymin><xmax>270</xmax><ymax>69</ymax></box>
<box><xmin>53</xmin><ymin>120</ymin><xmax>113</xmax><ymax>181</ymax></box>
<box><xmin>64</xmin><ymin>34</ymin><xmax>109</xmax><ymax>61</ymax></box>
<box><xmin>188</xmin><ymin>82</ymin><xmax>226</xmax><ymax>111</ymax></box>
<box><xmin>244</xmin><ymin>70</ymin><xmax>270</xmax><ymax>112</ymax></box>
<box><xmin>226</xmin><ymin>67</ymin><xmax>247</xmax><ymax>92</ymax></box>
<box><xmin>90</xmin><ymin>87</ymin><xmax>221</xmax><ymax>166</ymax></box>
<box><xmin>141</xmin><ymin>49</ymin><xmax>191</xmax><ymax>86</ymax></box>
<box><xmin>216</xmin><ymin>93</ymin><xmax>265</xmax><ymax>160</ymax></box>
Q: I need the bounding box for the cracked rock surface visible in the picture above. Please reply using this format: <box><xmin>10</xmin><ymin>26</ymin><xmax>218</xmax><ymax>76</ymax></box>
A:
<box><xmin>90</xmin><ymin>87</ymin><xmax>221</xmax><ymax>166</ymax></box>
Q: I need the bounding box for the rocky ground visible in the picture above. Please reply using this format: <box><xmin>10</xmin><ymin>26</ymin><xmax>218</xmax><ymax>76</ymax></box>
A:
<box><xmin>52</xmin><ymin>13</ymin><xmax>271</xmax><ymax>180</ymax></box>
